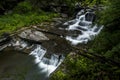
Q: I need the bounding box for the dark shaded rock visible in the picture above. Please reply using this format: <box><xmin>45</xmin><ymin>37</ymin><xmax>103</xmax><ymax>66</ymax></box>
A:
<box><xmin>61</xmin><ymin>13</ymin><xmax>68</xmax><ymax>18</ymax></box>
<box><xmin>60</xmin><ymin>4</ymin><xmax>69</xmax><ymax>14</ymax></box>
<box><xmin>79</xmin><ymin>22</ymin><xmax>88</xmax><ymax>26</ymax></box>
<box><xmin>85</xmin><ymin>12</ymin><xmax>96</xmax><ymax>22</ymax></box>
<box><xmin>52</xmin><ymin>18</ymin><xmax>63</xmax><ymax>24</ymax></box>
<box><xmin>0</xmin><ymin>9</ymin><xmax>5</xmax><ymax>15</ymax></box>
<box><xmin>75</xmin><ymin>6</ymin><xmax>84</xmax><ymax>15</ymax></box>
<box><xmin>0</xmin><ymin>33</ymin><xmax>11</xmax><ymax>51</ymax></box>
<box><xmin>42</xmin><ymin>36</ymin><xmax>72</xmax><ymax>56</ymax></box>
<box><xmin>55</xmin><ymin>23</ymin><xmax>68</xmax><ymax>29</ymax></box>
<box><xmin>67</xmin><ymin>19</ymin><xmax>77</xmax><ymax>25</ymax></box>
<box><xmin>66</xmin><ymin>30</ymin><xmax>82</xmax><ymax>38</ymax></box>
<box><xmin>74</xmin><ymin>3</ymin><xmax>84</xmax><ymax>18</ymax></box>
<box><xmin>76</xmin><ymin>26</ymin><xmax>88</xmax><ymax>31</ymax></box>
<box><xmin>0</xmin><ymin>44</ymin><xmax>8</xmax><ymax>51</ymax></box>
<box><xmin>1</xmin><ymin>33</ymin><xmax>10</xmax><ymax>38</ymax></box>
<box><xmin>86</xmin><ymin>9</ymin><xmax>94</xmax><ymax>12</ymax></box>
<box><xmin>0</xmin><ymin>33</ymin><xmax>11</xmax><ymax>46</ymax></box>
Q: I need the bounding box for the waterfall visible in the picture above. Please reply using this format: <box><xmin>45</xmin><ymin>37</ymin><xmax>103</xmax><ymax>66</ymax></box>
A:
<box><xmin>10</xmin><ymin>34</ymin><xmax>65</xmax><ymax>77</ymax></box>
<box><xmin>39</xmin><ymin>54</ymin><xmax>64</xmax><ymax>76</ymax></box>
<box><xmin>30</xmin><ymin>45</ymin><xmax>64</xmax><ymax>76</ymax></box>
<box><xmin>64</xmin><ymin>9</ymin><xmax>103</xmax><ymax>45</ymax></box>
<box><xmin>11</xmin><ymin>40</ymin><xmax>28</xmax><ymax>50</ymax></box>
<box><xmin>30</xmin><ymin>45</ymin><xmax>46</xmax><ymax>63</ymax></box>
<box><xmin>7</xmin><ymin>9</ymin><xmax>103</xmax><ymax>78</ymax></box>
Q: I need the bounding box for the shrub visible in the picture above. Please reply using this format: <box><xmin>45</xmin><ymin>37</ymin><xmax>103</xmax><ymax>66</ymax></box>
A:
<box><xmin>13</xmin><ymin>1</ymin><xmax>33</xmax><ymax>14</ymax></box>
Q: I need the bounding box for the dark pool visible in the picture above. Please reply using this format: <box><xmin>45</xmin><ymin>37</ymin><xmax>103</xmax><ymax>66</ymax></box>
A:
<box><xmin>0</xmin><ymin>48</ymin><xmax>48</xmax><ymax>80</ymax></box>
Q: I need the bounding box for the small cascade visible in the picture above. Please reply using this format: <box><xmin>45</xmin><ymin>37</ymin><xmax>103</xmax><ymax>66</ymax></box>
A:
<box><xmin>8</xmin><ymin>29</ymin><xmax>65</xmax><ymax>77</ymax></box>
<box><xmin>0</xmin><ymin>8</ymin><xmax>104</xmax><ymax>80</ymax></box>
<box><xmin>63</xmin><ymin>9</ymin><xmax>103</xmax><ymax>45</ymax></box>
<box><xmin>30</xmin><ymin>45</ymin><xmax>64</xmax><ymax>76</ymax></box>
<box><xmin>39</xmin><ymin>54</ymin><xmax>64</xmax><ymax>76</ymax></box>
<box><xmin>30</xmin><ymin>45</ymin><xmax>46</xmax><ymax>63</ymax></box>
<box><xmin>11</xmin><ymin>39</ymin><xmax>28</xmax><ymax>50</ymax></box>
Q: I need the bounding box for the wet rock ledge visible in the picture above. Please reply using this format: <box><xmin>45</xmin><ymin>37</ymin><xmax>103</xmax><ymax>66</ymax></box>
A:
<box><xmin>0</xmin><ymin>26</ymin><xmax>72</xmax><ymax>57</ymax></box>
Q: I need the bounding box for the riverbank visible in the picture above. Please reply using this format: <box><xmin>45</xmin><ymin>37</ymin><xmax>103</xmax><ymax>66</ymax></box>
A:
<box><xmin>0</xmin><ymin>12</ymin><xmax>60</xmax><ymax>36</ymax></box>
<box><xmin>0</xmin><ymin>0</ymin><xmax>120</xmax><ymax>80</ymax></box>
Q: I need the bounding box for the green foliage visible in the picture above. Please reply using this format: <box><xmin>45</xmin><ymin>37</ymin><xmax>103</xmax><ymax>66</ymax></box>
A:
<box><xmin>91</xmin><ymin>0</ymin><xmax>120</xmax><ymax>61</ymax></box>
<box><xmin>89</xmin><ymin>0</ymin><xmax>120</xmax><ymax>78</ymax></box>
<box><xmin>13</xmin><ymin>1</ymin><xmax>33</xmax><ymax>14</ymax></box>
<box><xmin>104</xmin><ymin>43</ymin><xmax>120</xmax><ymax>61</ymax></box>
<box><xmin>51</xmin><ymin>55</ymin><xmax>90</xmax><ymax>80</ymax></box>
<box><xmin>51</xmin><ymin>54</ymin><xmax>120</xmax><ymax>80</ymax></box>
<box><xmin>51</xmin><ymin>71</ymin><xmax>66</xmax><ymax>80</ymax></box>
<box><xmin>0</xmin><ymin>12</ymin><xmax>59</xmax><ymax>35</ymax></box>
<box><xmin>92</xmin><ymin>31</ymin><xmax>120</xmax><ymax>53</ymax></box>
<box><xmin>100</xmin><ymin>0</ymin><xmax>120</xmax><ymax>31</ymax></box>
<box><xmin>0</xmin><ymin>0</ymin><xmax>60</xmax><ymax>35</ymax></box>
<box><xmin>51</xmin><ymin>0</ymin><xmax>120</xmax><ymax>80</ymax></box>
<box><xmin>76</xmin><ymin>0</ymin><xmax>107</xmax><ymax>7</ymax></box>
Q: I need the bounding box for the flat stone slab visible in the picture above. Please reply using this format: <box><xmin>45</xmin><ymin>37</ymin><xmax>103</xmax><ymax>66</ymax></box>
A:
<box><xmin>18</xmin><ymin>29</ymin><xmax>49</xmax><ymax>42</ymax></box>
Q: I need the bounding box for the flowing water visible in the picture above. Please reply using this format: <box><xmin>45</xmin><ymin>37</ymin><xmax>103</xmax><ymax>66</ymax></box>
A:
<box><xmin>58</xmin><ymin>9</ymin><xmax>103</xmax><ymax>45</ymax></box>
<box><xmin>0</xmin><ymin>48</ymin><xmax>48</xmax><ymax>80</ymax></box>
<box><xmin>0</xmin><ymin>9</ymin><xmax>103</xmax><ymax>80</ymax></box>
<box><xmin>64</xmin><ymin>10</ymin><xmax>103</xmax><ymax>45</ymax></box>
<box><xmin>0</xmin><ymin>39</ymin><xmax>65</xmax><ymax>80</ymax></box>
<box><xmin>30</xmin><ymin>45</ymin><xmax>64</xmax><ymax>76</ymax></box>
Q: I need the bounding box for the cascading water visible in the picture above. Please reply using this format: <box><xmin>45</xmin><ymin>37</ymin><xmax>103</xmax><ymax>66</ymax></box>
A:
<box><xmin>11</xmin><ymin>40</ymin><xmax>28</xmax><ymax>50</ymax></box>
<box><xmin>9</xmin><ymin>30</ymin><xmax>65</xmax><ymax>78</ymax></box>
<box><xmin>30</xmin><ymin>45</ymin><xmax>46</xmax><ymax>63</ymax></box>
<box><xmin>21</xmin><ymin>9</ymin><xmax>103</xmax><ymax>77</ymax></box>
<box><xmin>0</xmin><ymin>9</ymin><xmax>104</xmax><ymax>80</ymax></box>
<box><xmin>64</xmin><ymin>10</ymin><xmax>103</xmax><ymax>45</ymax></box>
<box><xmin>11</xmin><ymin>40</ymin><xmax>65</xmax><ymax>77</ymax></box>
<box><xmin>30</xmin><ymin>45</ymin><xmax>64</xmax><ymax>76</ymax></box>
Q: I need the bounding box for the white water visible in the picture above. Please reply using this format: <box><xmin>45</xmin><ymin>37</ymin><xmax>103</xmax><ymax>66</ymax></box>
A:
<box><xmin>9</xmin><ymin>9</ymin><xmax>103</xmax><ymax>78</ymax></box>
<box><xmin>11</xmin><ymin>40</ymin><xmax>28</xmax><ymax>50</ymax></box>
<box><xmin>64</xmin><ymin>10</ymin><xmax>103</xmax><ymax>45</ymax></box>
<box><xmin>30</xmin><ymin>45</ymin><xmax>64</xmax><ymax>76</ymax></box>
<box><xmin>10</xmin><ymin>36</ymin><xmax>64</xmax><ymax>77</ymax></box>
<box><xmin>30</xmin><ymin>45</ymin><xmax>46</xmax><ymax>63</ymax></box>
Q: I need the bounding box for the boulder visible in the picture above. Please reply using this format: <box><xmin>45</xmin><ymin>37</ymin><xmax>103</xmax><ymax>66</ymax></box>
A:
<box><xmin>0</xmin><ymin>33</ymin><xmax>11</xmax><ymax>51</ymax></box>
<box><xmin>18</xmin><ymin>29</ymin><xmax>49</xmax><ymax>44</ymax></box>
<box><xmin>85</xmin><ymin>12</ymin><xmax>96</xmax><ymax>22</ymax></box>
<box><xmin>61</xmin><ymin>13</ymin><xmax>68</xmax><ymax>18</ymax></box>
<box><xmin>0</xmin><ymin>33</ymin><xmax>11</xmax><ymax>46</ymax></box>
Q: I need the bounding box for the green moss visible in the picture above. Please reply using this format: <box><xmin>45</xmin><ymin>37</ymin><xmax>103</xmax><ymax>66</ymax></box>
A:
<box><xmin>0</xmin><ymin>12</ymin><xmax>59</xmax><ymax>35</ymax></box>
<box><xmin>0</xmin><ymin>0</ymin><xmax>60</xmax><ymax>36</ymax></box>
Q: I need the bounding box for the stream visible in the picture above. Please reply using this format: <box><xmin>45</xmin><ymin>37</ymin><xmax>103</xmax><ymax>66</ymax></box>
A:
<box><xmin>0</xmin><ymin>9</ymin><xmax>103</xmax><ymax>80</ymax></box>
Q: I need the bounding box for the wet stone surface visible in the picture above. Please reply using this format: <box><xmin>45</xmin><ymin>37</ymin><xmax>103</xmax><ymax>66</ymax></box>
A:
<box><xmin>9</xmin><ymin>27</ymin><xmax>72</xmax><ymax>57</ymax></box>
<box><xmin>19</xmin><ymin>29</ymin><xmax>49</xmax><ymax>41</ymax></box>
<box><xmin>0</xmin><ymin>26</ymin><xmax>71</xmax><ymax>80</ymax></box>
<box><xmin>0</xmin><ymin>8</ymin><xmax>103</xmax><ymax>80</ymax></box>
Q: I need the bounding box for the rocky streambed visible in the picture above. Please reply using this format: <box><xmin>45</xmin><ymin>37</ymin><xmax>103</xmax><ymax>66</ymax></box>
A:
<box><xmin>0</xmin><ymin>21</ymin><xmax>72</xmax><ymax>80</ymax></box>
<box><xmin>0</xmin><ymin>9</ymin><xmax>103</xmax><ymax>80</ymax></box>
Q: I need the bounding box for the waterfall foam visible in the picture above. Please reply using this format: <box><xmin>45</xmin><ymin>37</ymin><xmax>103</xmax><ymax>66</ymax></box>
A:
<box><xmin>30</xmin><ymin>45</ymin><xmax>46</xmax><ymax>63</ymax></box>
<box><xmin>30</xmin><ymin>45</ymin><xmax>64</xmax><ymax>76</ymax></box>
<box><xmin>11</xmin><ymin>40</ymin><xmax>28</xmax><ymax>50</ymax></box>
<box><xmin>39</xmin><ymin>54</ymin><xmax>64</xmax><ymax>76</ymax></box>
<box><xmin>64</xmin><ymin>10</ymin><xmax>103</xmax><ymax>45</ymax></box>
